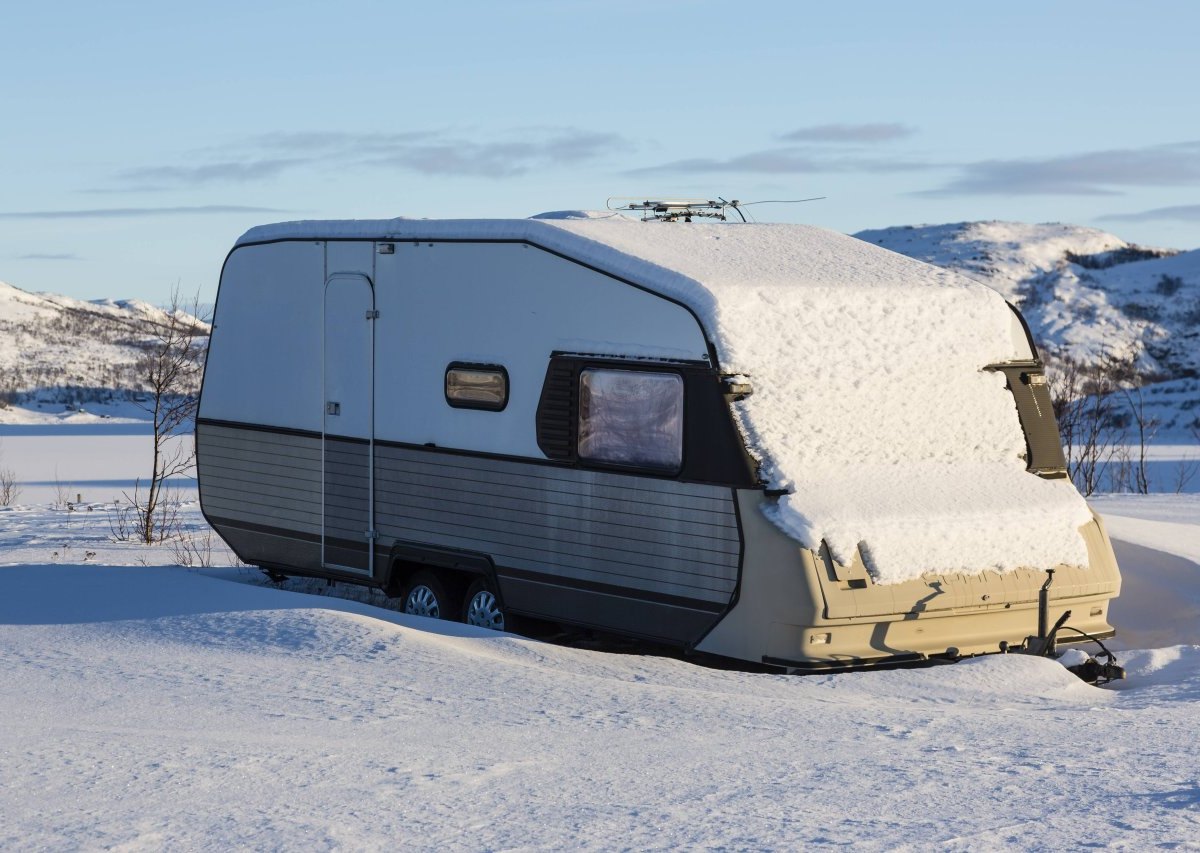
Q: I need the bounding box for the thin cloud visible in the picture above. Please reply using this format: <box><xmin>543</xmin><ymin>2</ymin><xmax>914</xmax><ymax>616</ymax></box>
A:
<box><xmin>779</xmin><ymin>123</ymin><xmax>914</xmax><ymax>143</ymax></box>
<box><xmin>16</xmin><ymin>253</ymin><xmax>82</xmax><ymax>261</ymax></box>
<box><xmin>1098</xmin><ymin>204</ymin><xmax>1200</xmax><ymax>223</ymax></box>
<box><xmin>109</xmin><ymin>127</ymin><xmax>627</xmax><ymax>187</ymax></box>
<box><xmin>627</xmin><ymin>148</ymin><xmax>936</xmax><ymax>177</ymax></box>
<box><xmin>923</xmin><ymin>142</ymin><xmax>1200</xmax><ymax>196</ymax></box>
<box><xmin>246</xmin><ymin>130</ymin><xmax>440</xmax><ymax>153</ymax></box>
<box><xmin>365</xmin><ymin>130</ymin><xmax>628</xmax><ymax>178</ymax></box>
<box><xmin>117</xmin><ymin>158</ymin><xmax>305</xmax><ymax>189</ymax></box>
<box><xmin>0</xmin><ymin>205</ymin><xmax>288</xmax><ymax>220</ymax></box>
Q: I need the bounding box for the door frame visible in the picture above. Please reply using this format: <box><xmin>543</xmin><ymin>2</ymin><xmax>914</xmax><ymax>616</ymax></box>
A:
<box><xmin>321</xmin><ymin>271</ymin><xmax>376</xmax><ymax>575</ymax></box>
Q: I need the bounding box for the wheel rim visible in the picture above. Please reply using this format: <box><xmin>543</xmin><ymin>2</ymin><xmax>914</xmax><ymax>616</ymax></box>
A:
<box><xmin>404</xmin><ymin>584</ymin><xmax>441</xmax><ymax>619</ymax></box>
<box><xmin>465</xmin><ymin>589</ymin><xmax>505</xmax><ymax>631</ymax></box>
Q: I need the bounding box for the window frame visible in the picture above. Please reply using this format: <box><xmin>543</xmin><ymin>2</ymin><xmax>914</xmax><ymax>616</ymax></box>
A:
<box><xmin>576</xmin><ymin>365</ymin><xmax>686</xmax><ymax>475</ymax></box>
<box><xmin>534</xmin><ymin>353</ymin><xmax>759</xmax><ymax>488</ymax></box>
<box><xmin>444</xmin><ymin>361</ymin><xmax>510</xmax><ymax>412</ymax></box>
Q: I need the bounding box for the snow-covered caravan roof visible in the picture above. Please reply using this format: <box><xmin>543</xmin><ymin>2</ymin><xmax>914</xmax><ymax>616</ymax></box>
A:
<box><xmin>236</xmin><ymin>214</ymin><xmax>1092</xmax><ymax>583</ymax></box>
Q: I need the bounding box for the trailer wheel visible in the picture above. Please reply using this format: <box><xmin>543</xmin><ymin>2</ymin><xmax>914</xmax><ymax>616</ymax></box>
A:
<box><xmin>402</xmin><ymin>569</ymin><xmax>456</xmax><ymax>621</ymax></box>
<box><xmin>463</xmin><ymin>577</ymin><xmax>506</xmax><ymax>632</ymax></box>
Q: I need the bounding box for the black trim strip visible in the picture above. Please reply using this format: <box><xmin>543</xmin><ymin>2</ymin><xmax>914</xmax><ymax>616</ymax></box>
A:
<box><xmin>206</xmin><ymin>515</ymin><xmax>364</xmax><ymax>555</ymax></box>
<box><xmin>207</xmin><ymin>512</ymin><xmax>727</xmax><ymax>615</ymax></box>
<box><xmin>762</xmin><ymin>652</ymin><xmax>928</xmax><ymax>671</ymax></box>
<box><xmin>198</xmin><ymin>416</ymin><xmax>765</xmax><ymax>490</ymax></box>
<box><xmin>205</xmin><ymin>513</ymin><xmax>724</xmax><ymax>614</ymax></box>
<box><xmin>199</xmin><ymin>417</ymin><xmax>320</xmax><ymax>440</ymax></box>
<box><xmin>325</xmin><ymin>434</ymin><xmax>371</xmax><ymax>447</ymax></box>
<box><xmin>496</xmin><ymin>565</ymin><xmax>726</xmax><ymax>613</ymax></box>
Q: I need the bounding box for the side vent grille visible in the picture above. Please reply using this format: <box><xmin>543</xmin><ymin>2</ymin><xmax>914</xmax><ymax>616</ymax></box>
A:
<box><xmin>536</xmin><ymin>358</ymin><xmax>577</xmax><ymax>460</ymax></box>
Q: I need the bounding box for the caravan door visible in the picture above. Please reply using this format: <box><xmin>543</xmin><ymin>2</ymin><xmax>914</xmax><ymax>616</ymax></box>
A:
<box><xmin>322</xmin><ymin>272</ymin><xmax>375</xmax><ymax>574</ymax></box>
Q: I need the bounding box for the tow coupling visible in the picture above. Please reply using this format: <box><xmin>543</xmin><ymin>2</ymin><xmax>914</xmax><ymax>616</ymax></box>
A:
<box><xmin>1002</xmin><ymin>569</ymin><xmax>1126</xmax><ymax>686</ymax></box>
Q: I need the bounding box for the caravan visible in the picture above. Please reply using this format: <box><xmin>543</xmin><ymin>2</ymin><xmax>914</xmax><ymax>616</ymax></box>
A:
<box><xmin>197</xmin><ymin>211</ymin><xmax>1121</xmax><ymax>670</ymax></box>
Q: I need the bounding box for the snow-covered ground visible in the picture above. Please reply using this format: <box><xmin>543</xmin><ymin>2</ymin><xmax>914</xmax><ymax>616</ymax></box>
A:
<box><xmin>1</xmin><ymin>433</ymin><xmax>1199</xmax><ymax>848</ymax></box>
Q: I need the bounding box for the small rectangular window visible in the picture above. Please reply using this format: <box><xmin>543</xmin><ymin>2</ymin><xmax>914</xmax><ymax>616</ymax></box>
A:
<box><xmin>446</xmin><ymin>363</ymin><xmax>508</xmax><ymax>411</ymax></box>
<box><xmin>578</xmin><ymin>368</ymin><xmax>683</xmax><ymax>472</ymax></box>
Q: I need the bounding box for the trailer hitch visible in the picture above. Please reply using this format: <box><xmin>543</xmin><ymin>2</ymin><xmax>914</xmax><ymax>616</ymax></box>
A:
<box><xmin>1014</xmin><ymin>569</ymin><xmax>1126</xmax><ymax>686</ymax></box>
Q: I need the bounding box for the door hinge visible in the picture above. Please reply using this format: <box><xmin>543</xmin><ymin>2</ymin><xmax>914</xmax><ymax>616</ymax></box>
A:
<box><xmin>365</xmin><ymin>309</ymin><xmax>380</xmax><ymax>320</ymax></box>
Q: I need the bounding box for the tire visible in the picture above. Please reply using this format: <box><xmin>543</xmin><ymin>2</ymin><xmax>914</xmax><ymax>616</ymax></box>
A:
<box><xmin>462</xmin><ymin>576</ymin><xmax>507</xmax><ymax>632</ymax></box>
<box><xmin>402</xmin><ymin>569</ymin><xmax>456</xmax><ymax>621</ymax></box>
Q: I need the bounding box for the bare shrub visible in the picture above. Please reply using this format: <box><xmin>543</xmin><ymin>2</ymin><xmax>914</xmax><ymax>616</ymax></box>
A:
<box><xmin>1107</xmin><ymin>445</ymin><xmax>1133</xmax><ymax>494</ymax></box>
<box><xmin>107</xmin><ymin>497</ymin><xmax>136</xmax><ymax>541</ymax></box>
<box><xmin>0</xmin><ymin>466</ymin><xmax>18</xmax><ymax>506</ymax></box>
<box><xmin>1172</xmin><ymin>458</ymin><xmax>1199</xmax><ymax>494</ymax></box>
<box><xmin>0</xmin><ymin>442</ymin><xmax>19</xmax><ymax>506</ymax></box>
<box><xmin>53</xmin><ymin>468</ymin><xmax>72</xmax><ymax>510</ymax></box>
<box><xmin>111</xmin><ymin>480</ymin><xmax>183</xmax><ymax>544</ymax></box>
<box><xmin>172</xmin><ymin>528</ymin><xmax>218</xmax><ymax>568</ymax></box>
<box><xmin>1175</xmin><ymin>427</ymin><xmax>1200</xmax><ymax>494</ymax></box>
<box><xmin>1121</xmin><ymin>383</ymin><xmax>1161</xmax><ymax>494</ymax></box>
<box><xmin>127</xmin><ymin>287</ymin><xmax>207</xmax><ymax>544</ymax></box>
<box><xmin>1048</xmin><ymin>355</ymin><xmax>1127</xmax><ymax>496</ymax></box>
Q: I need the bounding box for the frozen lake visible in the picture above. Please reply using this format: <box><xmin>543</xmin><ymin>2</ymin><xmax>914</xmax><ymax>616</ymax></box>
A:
<box><xmin>0</xmin><ymin>426</ymin><xmax>196</xmax><ymax>506</ymax></box>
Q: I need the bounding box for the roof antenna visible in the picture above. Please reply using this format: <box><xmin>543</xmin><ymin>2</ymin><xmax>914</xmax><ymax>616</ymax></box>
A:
<box><xmin>607</xmin><ymin>196</ymin><xmax>826</xmax><ymax>223</ymax></box>
<box><xmin>607</xmin><ymin>198</ymin><xmax>735</xmax><ymax>222</ymax></box>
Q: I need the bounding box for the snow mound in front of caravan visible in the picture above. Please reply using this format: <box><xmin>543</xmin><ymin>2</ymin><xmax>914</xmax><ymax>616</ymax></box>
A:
<box><xmin>538</xmin><ymin>216</ymin><xmax>1094</xmax><ymax>583</ymax></box>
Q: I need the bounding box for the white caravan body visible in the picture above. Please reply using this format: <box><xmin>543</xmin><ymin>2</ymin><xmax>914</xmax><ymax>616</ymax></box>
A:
<box><xmin>197</xmin><ymin>214</ymin><xmax>1121</xmax><ymax>670</ymax></box>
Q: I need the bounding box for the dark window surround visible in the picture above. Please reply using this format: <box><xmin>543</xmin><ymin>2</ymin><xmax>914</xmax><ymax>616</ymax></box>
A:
<box><xmin>536</xmin><ymin>353</ymin><xmax>759</xmax><ymax>488</ymax></box>
<box><xmin>445</xmin><ymin>362</ymin><xmax>509</xmax><ymax>412</ymax></box>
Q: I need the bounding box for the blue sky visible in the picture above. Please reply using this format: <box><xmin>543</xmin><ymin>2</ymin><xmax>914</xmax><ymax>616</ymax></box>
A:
<box><xmin>3</xmin><ymin>1</ymin><xmax>1199</xmax><ymax>304</ymax></box>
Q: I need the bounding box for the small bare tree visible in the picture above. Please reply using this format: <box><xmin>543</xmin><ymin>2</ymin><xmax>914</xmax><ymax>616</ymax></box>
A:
<box><xmin>1046</xmin><ymin>354</ymin><xmax>1127</xmax><ymax>497</ymax></box>
<box><xmin>1121</xmin><ymin>383</ymin><xmax>1161</xmax><ymax>494</ymax></box>
<box><xmin>126</xmin><ymin>287</ymin><xmax>207</xmax><ymax>543</ymax></box>
<box><xmin>1176</xmin><ymin>427</ymin><xmax>1200</xmax><ymax>494</ymax></box>
<box><xmin>0</xmin><ymin>444</ymin><xmax>19</xmax><ymax>506</ymax></box>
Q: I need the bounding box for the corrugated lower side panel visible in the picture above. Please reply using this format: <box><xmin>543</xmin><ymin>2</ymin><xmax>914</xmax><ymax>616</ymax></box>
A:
<box><xmin>198</xmin><ymin>424</ymin><xmax>742</xmax><ymax>610</ymax></box>
<box><xmin>324</xmin><ymin>438</ymin><xmax>368</xmax><ymax>541</ymax></box>
<box><xmin>198</xmin><ymin>424</ymin><xmax>322</xmax><ymax>536</ymax></box>
<box><xmin>374</xmin><ymin>444</ymin><xmax>740</xmax><ymax>605</ymax></box>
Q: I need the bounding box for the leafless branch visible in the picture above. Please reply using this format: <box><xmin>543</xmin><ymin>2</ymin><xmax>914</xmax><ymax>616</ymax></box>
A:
<box><xmin>123</xmin><ymin>287</ymin><xmax>208</xmax><ymax>543</ymax></box>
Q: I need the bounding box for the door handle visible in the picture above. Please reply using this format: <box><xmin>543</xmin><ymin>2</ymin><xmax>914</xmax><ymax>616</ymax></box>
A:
<box><xmin>326</xmin><ymin>401</ymin><xmax>341</xmax><ymax>416</ymax></box>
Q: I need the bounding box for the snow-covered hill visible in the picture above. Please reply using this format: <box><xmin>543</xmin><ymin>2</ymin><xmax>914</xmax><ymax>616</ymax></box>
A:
<box><xmin>855</xmin><ymin>221</ymin><xmax>1200</xmax><ymax>436</ymax></box>
<box><xmin>0</xmin><ymin>280</ymin><xmax>208</xmax><ymax>423</ymax></box>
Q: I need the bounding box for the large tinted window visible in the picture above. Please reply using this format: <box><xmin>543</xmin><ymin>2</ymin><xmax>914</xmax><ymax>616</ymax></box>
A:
<box><xmin>578</xmin><ymin>369</ymin><xmax>683</xmax><ymax>472</ymax></box>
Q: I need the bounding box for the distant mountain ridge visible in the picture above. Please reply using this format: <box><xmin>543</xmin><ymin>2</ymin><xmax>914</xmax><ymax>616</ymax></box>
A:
<box><xmin>0</xmin><ymin>280</ymin><xmax>209</xmax><ymax>418</ymax></box>
<box><xmin>854</xmin><ymin>221</ymin><xmax>1199</xmax><ymax>436</ymax></box>
<box><xmin>3</xmin><ymin>220</ymin><xmax>1198</xmax><ymax>434</ymax></box>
